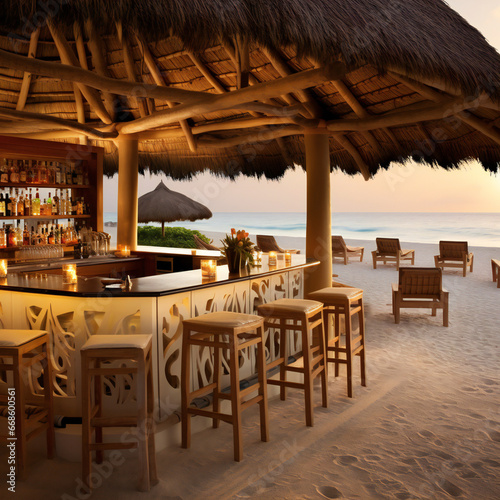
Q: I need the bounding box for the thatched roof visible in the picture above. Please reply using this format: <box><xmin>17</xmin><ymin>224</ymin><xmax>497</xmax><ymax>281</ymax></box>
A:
<box><xmin>0</xmin><ymin>0</ymin><xmax>499</xmax><ymax>179</ymax></box>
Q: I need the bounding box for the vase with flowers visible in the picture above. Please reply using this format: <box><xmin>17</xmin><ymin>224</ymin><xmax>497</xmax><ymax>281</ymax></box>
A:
<box><xmin>222</xmin><ymin>228</ymin><xmax>254</xmax><ymax>274</ymax></box>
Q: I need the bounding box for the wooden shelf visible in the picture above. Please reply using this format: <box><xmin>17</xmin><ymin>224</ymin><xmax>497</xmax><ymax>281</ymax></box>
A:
<box><xmin>0</xmin><ymin>183</ymin><xmax>90</xmax><ymax>189</ymax></box>
<box><xmin>0</xmin><ymin>215</ymin><xmax>91</xmax><ymax>220</ymax></box>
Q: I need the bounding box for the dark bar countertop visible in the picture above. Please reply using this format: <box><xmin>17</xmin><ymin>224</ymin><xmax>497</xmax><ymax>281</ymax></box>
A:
<box><xmin>0</xmin><ymin>255</ymin><xmax>317</xmax><ymax>298</ymax></box>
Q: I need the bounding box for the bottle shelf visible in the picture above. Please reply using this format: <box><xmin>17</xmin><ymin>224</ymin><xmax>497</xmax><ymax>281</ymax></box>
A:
<box><xmin>0</xmin><ymin>215</ymin><xmax>91</xmax><ymax>220</ymax></box>
<box><xmin>0</xmin><ymin>183</ymin><xmax>90</xmax><ymax>189</ymax></box>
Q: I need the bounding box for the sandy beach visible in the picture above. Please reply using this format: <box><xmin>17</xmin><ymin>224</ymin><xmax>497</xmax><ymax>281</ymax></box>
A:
<box><xmin>3</xmin><ymin>237</ymin><xmax>499</xmax><ymax>499</ymax></box>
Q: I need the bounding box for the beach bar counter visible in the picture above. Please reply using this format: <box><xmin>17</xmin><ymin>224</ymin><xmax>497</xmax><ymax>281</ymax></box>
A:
<box><xmin>0</xmin><ymin>254</ymin><xmax>317</xmax><ymax>452</ymax></box>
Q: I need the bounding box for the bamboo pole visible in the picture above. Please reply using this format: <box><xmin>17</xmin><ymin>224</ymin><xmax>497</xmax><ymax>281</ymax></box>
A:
<box><xmin>16</xmin><ymin>28</ymin><xmax>40</xmax><ymax>111</ymax></box>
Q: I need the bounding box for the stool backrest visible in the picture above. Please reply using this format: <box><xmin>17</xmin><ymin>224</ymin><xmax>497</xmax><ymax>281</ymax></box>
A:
<box><xmin>439</xmin><ymin>240</ymin><xmax>468</xmax><ymax>258</ymax></box>
<box><xmin>256</xmin><ymin>235</ymin><xmax>285</xmax><ymax>253</ymax></box>
<box><xmin>331</xmin><ymin>235</ymin><xmax>347</xmax><ymax>252</ymax></box>
<box><xmin>376</xmin><ymin>237</ymin><xmax>401</xmax><ymax>255</ymax></box>
<box><xmin>398</xmin><ymin>267</ymin><xmax>442</xmax><ymax>298</ymax></box>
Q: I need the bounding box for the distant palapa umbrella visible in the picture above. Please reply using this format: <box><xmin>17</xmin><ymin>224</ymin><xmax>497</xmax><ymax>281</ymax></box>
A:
<box><xmin>138</xmin><ymin>181</ymin><xmax>212</xmax><ymax>237</ymax></box>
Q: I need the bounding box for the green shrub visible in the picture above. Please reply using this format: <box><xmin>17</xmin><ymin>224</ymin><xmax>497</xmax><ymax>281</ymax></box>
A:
<box><xmin>137</xmin><ymin>226</ymin><xmax>212</xmax><ymax>248</ymax></box>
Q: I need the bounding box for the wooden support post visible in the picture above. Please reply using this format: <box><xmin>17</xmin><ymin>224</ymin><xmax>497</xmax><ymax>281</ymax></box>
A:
<box><xmin>117</xmin><ymin>137</ymin><xmax>139</xmax><ymax>250</ymax></box>
<box><xmin>304</xmin><ymin>131</ymin><xmax>332</xmax><ymax>295</ymax></box>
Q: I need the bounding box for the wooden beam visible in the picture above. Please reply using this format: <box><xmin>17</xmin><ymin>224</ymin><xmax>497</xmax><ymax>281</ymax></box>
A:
<box><xmin>235</xmin><ymin>35</ymin><xmax>250</xmax><ymax>89</ymax></box>
<box><xmin>188</xmin><ymin>52</ymin><xmax>226</xmax><ymax>93</ymax></box>
<box><xmin>137</xmin><ymin>116</ymin><xmax>295</xmax><ymax>141</ymax></box>
<box><xmin>118</xmin><ymin>65</ymin><xmax>344</xmax><ymax>134</ymax></box>
<box><xmin>47</xmin><ymin>20</ymin><xmax>112</xmax><ymax>124</ymax></box>
<box><xmin>1</xmin><ymin>130</ymin><xmax>87</xmax><ymax>140</ymax></box>
<box><xmin>334</xmin><ymin>134</ymin><xmax>371</xmax><ymax>180</ymax></box>
<box><xmin>136</xmin><ymin>35</ymin><xmax>197</xmax><ymax>152</ymax></box>
<box><xmin>73</xmin><ymin>23</ymin><xmax>89</xmax><ymax>70</ymax></box>
<box><xmin>16</xmin><ymin>28</ymin><xmax>40</xmax><ymax>111</ymax></box>
<box><xmin>73</xmin><ymin>23</ymin><xmax>89</xmax><ymax>145</ymax></box>
<box><xmin>326</xmin><ymin>98</ymin><xmax>477</xmax><ymax>133</ymax></box>
<box><xmin>458</xmin><ymin>112</ymin><xmax>500</xmax><ymax>146</ymax></box>
<box><xmin>0</xmin><ymin>47</ymin><xmax>205</xmax><ymax>104</ymax></box>
<box><xmin>116</xmin><ymin>22</ymin><xmax>148</xmax><ymax>118</ymax></box>
<box><xmin>84</xmin><ymin>19</ymin><xmax>118</xmax><ymax>119</ymax></box>
<box><xmin>388</xmin><ymin>71</ymin><xmax>443</xmax><ymax>103</ymax></box>
<box><xmin>196</xmin><ymin>125</ymin><xmax>303</xmax><ymax>149</ymax></box>
<box><xmin>0</xmin><ymin>108</ymin><xmax>117</xmax><ymax>139</ymax></box>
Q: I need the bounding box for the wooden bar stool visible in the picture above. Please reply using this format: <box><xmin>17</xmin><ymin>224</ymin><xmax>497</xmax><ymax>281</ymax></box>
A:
<box><xmin>80</xmin><ymin>334</ymin><xmax>157</xmax><ymax>492</ymax></box>
<box><xmin>0</xmin><ymin>329</ymin><xmax>54</xmax><ymax>479</ymax></box>
<box><xmin>181</xmin><ymin>312</ymin><xmax>269</xmax><ymax>462</ymax></box>
<box><xmin>308</xmin><ymin>287</ymin><xmax>366</xmax><ymax>398</ymax></box>
<box><xmin>257</xmin><ymin>299</ymin><xmax>328</xmax><ymax>427</ymax></box>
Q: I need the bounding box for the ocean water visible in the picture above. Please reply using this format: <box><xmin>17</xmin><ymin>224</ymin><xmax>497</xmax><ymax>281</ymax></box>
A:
<box><xmin>104</xmin><ymin>212</ymin><xmax>500</xmax><ymax>248</ymax></box>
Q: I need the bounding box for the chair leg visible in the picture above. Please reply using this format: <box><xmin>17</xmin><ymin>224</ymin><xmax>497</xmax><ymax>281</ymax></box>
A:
<box><xmin>317</xmin><ymin>317</ymin><xmax>328</xmax><ymax>409</ymax></box>
<box><xmin>181</xmin><ymin>331</ymin><xmax>191</xmax><ymax>450</ymax></box>
<box><xmin>256</xmin><ymin>326</ymin><xmax>269</xmax><ymax>443</ymax></box>
<box><xmin>394</xmin><ymin>294</ymin><xmax>401</xmax><ymax>324</ymax></box>
<box><xmin>470</xmin><ymin>254</ymin><xmax>474</xmax><ymax>273</ymax></box>
<box><xmin>94</xmin><ymin>358</ymin><xmax>103</xmax><ymax>464</ymax></box>
<box><xmin>345</xmin><ymin>303</ymin><xmax>353</xmax><ymax>398</ymax></box>
<box><xmin>279</xmin><ymin>321</ymin><xmax>288</xmax><ymax>401</ymax></box>
<box><xmin>212</xmin><ymin>340</ymin><xmax>221</xmax><ymax>428</ymax></box>
<box><xmin>136</xmin><ymin>356</ymin><xmax>150</xmax><ymax>492</ymax></box>
<box><xmin>463</xmin><ymin>258</ymin><xmax>467</xmax><ymax>277</ymax></box>
<box><xmin>302</xmin><ymin>324</ymin><xmax>314</xmax><ymax>427</ymax></box>
<box><xmin>360</xmin><ymin>249</ymin><xmax>364</xmax><ymax>262</ymax></box>
<box><xmin>372</xmin><ymin>251</ymin><xmax>377</xmax><ymax>269</ymax></box>
<box><xmin>229</xmin><ymin>337</ymin><xmax>243</xmax><ymax>461</ymax></box>
<box><xmin>434</xmin><ymin>256</ymin><xmax>439</xmax><ymax>267</ymax></box>
<box><xmin>146</xmin><ymin>357</ymin><xmax>158</xmax><ymax>485</ymax></box>
<box><xmin>334</xmin><ymin>310</ymin><xmax>340</xmax><ymax>377</ymax></box>
<box><xmin>42</xmin><ymin>339</ymin><xmax>55</xmax><ymax>460</ymax></box>
<box><xmin>443</xmin><ymin>292</ymin><xmax>449</xmax><ymax>327</ymax></box>
<box><xmin>358</xmin><ymin>298</ymin><xmax>366</xmax><ymax>388</ymax></box>
<box><xmin>13</xmin><ymin>351</ymin><xmax>26</xmax><ymax>480</ymax></box>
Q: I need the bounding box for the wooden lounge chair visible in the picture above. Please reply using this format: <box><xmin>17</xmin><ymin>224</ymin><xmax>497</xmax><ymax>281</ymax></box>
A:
<box><xmin>256</xmin><ymin>235</ymin><xmax>300</xmax><ymax>254</ymax></box>
<box><xmin>392</xmin><ymin>267</ymin><xmax>449</xmax><ymax>326</ymax></box>
<box><xmin>434</xmin><ymin>241</ymin><xmax>473</xmax><ymax>277</ymax></box>
<box><xmin>372</xmin><ymin>238</ymin><xmax>415</xmax><ymax>270</ymax></box>
<box><xmin>331</xmin><ymin>235</ymin><xmax>364</xmax><ymax>265</ymax></box>
<box><xmin>491</xmin><ymin>259</ymin><xmax>500</xmax><ymax>288</ymax></box>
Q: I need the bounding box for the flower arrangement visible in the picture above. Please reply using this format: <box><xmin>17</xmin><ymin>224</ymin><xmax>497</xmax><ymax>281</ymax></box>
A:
<box><xmin>221</xmin><ymin>228</ymin><xmax>254</xmax><ymax>272</ymax></box>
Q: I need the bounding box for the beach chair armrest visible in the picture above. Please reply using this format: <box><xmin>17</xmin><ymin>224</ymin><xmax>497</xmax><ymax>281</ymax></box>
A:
<box><xmin>391</xmin><ymin>283</ymin><xmax>399</xmax><ymax>292</ymax></box>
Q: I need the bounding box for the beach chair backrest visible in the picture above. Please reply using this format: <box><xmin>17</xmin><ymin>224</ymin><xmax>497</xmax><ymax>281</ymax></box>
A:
<box><xmin>331</xmin><ymin>235</ymin><xmax>347</xmax><ymax>252</ymax></box>
<box><xmin>256</xmin><ymin>235</ymin><xmax>285</xmax><ymax>253</ymax></box>
<box><xmin>193</xmin><ymin>234</ymin><xmax>220</xmax><ymax>251</ymax></box>
<box><xmin>439</xmin><ymin>241</ymin><xmax>468</xmax><ymax>259</ymax></box>
<box><xmin>399</xmin><ymin>267</ymin><xmax>442</xmax><ymax>298</ymax></box>
<box><xmin>376</xmin><ymin>237</ymin><xmax>401</xmax><ymax>255</ymax></box>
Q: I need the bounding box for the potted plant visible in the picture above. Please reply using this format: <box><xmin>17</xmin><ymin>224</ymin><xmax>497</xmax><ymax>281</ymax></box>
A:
<box><xmin>221</xmin><ymin>228</ymin><xmax>254</xmax><ymax>274</ymax></box>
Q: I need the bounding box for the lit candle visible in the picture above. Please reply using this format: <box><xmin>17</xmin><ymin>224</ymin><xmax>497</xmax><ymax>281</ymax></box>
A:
<box><xmin>122</xmin><ymin>245</ymin><xmax>130</xmax><ymax>258</ymax></box>
<box><xmin>201</xmin><ymin>259</ymin><xmax>217</xmax><ymax>278</ymax></box>
<box><xmin>62</xmin><ymin>264</ymin><xmax>77</xmax><ymax>284</ymax></box>
<box><xmin>285</xmin><ymin>252</ymin><xmax>292</xmax><ymax>265</ymax></box>
<box><xmin>253</xmin><ymin>251</ymin><xmax>262</xmax><ymax>267</ymax></box>
<box><xmin>0</xmin><ymin>259</ymin><xmax>7</xmax><ymax>278</ymax></box>
<box><xmin>269</xmin><ymin>251</ymin><xmax>277</xmax><ymax>266</ymax></box>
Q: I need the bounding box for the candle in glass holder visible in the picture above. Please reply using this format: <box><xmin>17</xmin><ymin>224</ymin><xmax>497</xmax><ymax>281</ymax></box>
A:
<box><xmin>285</xmin><ymin>252</ymin><xmax>292</xmax><ymax>265</ymax></box>
<box><xmin>201</xmin><ymin>259</ymin><xmax>217</xmax><ymax>278</ymax></box>
<box><xmin>253</xmin><ymin>251</ymin><xmax>262</xmax><ymax>267</ymax></box>
<box><xmin>268</xmin><ymin>251</ymin><xmax>277</xmax><ymax>266</ymax></box>
<box><xmin>122</xmin><ymin>245</ymin><xmax>130</xmax><ymax>258</ymax></box>
<box><xmin>62</xmin><ymin>264</ymin><xmax>77</xmax><ymax>284</ymax></box>
<box><xmin>0</xmin><ymin>259</ymin><xmax>7</xmax><ymax>278</ymax></box>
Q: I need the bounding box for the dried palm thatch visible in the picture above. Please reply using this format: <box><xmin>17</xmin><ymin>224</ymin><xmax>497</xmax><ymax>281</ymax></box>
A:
<box><xmin>0</xmin><ymin>0</ymin><xmax>498</xmax><ymax>179</ymax></box>
<box><xmin>138</xmin><ymin>180</ymin><xmax>212</xmax><ymax>236</ymax></box>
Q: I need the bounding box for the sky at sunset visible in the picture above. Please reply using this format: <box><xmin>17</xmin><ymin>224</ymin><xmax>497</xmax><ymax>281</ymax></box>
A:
<box><xmin>103</xmin><ymin>0</ymin><xmax>500</xmax><ymax>214</ymax></box>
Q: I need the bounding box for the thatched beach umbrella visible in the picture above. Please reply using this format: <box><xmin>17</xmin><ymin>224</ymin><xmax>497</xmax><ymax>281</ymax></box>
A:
<box><xmin>0</xmin><ymin>0</ymin><xmax>499</xmax><ymax>291</ymax></box>
<box><xmin>138</xmin><ymin>181</ymin><xmax>212</xmax><ymax>237</ymax></box>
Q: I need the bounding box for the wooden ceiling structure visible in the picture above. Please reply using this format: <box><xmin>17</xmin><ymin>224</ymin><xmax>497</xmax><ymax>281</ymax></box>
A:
<box><xmin>0</xmin><ymin>0</ymin><xmax>499</xmax><ymax>291</ymax></box>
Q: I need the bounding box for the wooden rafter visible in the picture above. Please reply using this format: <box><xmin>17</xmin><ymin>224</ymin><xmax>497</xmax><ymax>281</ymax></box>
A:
<box><xmin>188</xmin><ymin>52</ymin><xmax>226</xmax><ymax>93</ymax></box>
<box><xmin>73</xmin><ymin>22</ymin><xmax>89</xmax><ymax>144</ymax></box>
<box><xmin>47</xmin><ymin>20</ymin><xmax>112</xmax><ymax>124</ymax></box>
<box><xmin>0</xmin><ymin>108</ymin><xmax>117</xmax><ymax>139</ymax></box>
<box><xmin>116</xmin><ymin>22</ymin><xmax>148</xmax><ymax>118</ymax></box>
<box><xmin>458</xmin><ymin>112</ymin><xmax>500</xmax><ymax>146</ymax></box>
<box><xmin>196</xmin><ymin>125</ymin><xmax>303</xmax><ymax>149</ymax></box>
<box><xmin>326</xmin><ymin>98</ymin><xmax>478</xmax><ymax>133</ymax></box>
<box><xmin>16</xmin><ymin>28</ymin><xmax>40</xmax><ymax>111</ymax></box>
<box><xmin>334</xmin><ymin>134</ymin><xmax>371</xmax><ymax>180</ymax></box>
<box><xmin>234</xmin><ymin>35</ymin><xmax>250</xmax><ymax>89</ymax></box>
<box><xmin>136</xmin><ymin>35</ymin><xmax>197</xmax><ymax>152</ymax></box>
<box><xmin>117</xmin><ymin>66</ymin><xmax>343</xmax><ymax>134</ymax></box>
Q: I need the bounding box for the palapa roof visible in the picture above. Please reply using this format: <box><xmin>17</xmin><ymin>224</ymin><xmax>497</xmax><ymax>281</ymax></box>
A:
<box><xmin>0</xmin><ymin>0</ymin><xmax>499</xmax><ymax>180</ymax></box>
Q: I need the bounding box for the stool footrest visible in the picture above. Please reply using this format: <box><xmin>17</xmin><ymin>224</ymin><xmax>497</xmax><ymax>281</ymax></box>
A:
<box><xmin>311</xmin><ymin>354</ymin><xmax>325</xmax><ymax>367</ymax></box>
<box><xmin>285</xmin><ymin>365</ymin><xmax>304</xmax><ymax>374</ymax></box>
<box><xmin>26</xmin><ymin>423</ymin><xmax>50</xmax><ymax>442</ymax></box>
<box><xmin>351</xmin><ymin>335</ymin><xmax>363</xmax><ymax>345</ymax></box>
<box><xmin>188</xmin><ymin>382</ymin><xmax>217</xmax><ymax>401</ymax></box>
<box><xmin>240</xmin><ymin>384</ymin><xmax>260</xmax><ymax>399</ymax></box>
<box><xmin>240</xmin><ymin>395</ymin><xmax>263</xmax><ymax>412</ymax></box>
<box><xmin>22</xmin><ymin>351</ymin><xmax>47</xmax><ymax>368</ymax></box>
<box><xmin>90</xmin><ymin>442</ymin><xmax>137</xmax><ymax>451</ymax></box>
<box><xmin>25</xmin><ymin>410</ymin><xmax>49</xmax><ymax>426</ymax></box>
<box><xmin>327</xmin><ymin>345</ymin><xmax>347</xmax><ymax>354</ymax></box>
<box><xmin>327</xmin><ymin>357</ymin><xmax>347</xmax><ymax>364</ymax></box>
<box><xmin>91</xmin><ymin>416</ymin><xmax>138</xmax><ymax>428</ymax></box>
<box><xmin>352</xmin><ymin>345</ymin><xmax>364</xmax><ymax>356</ymax></box>
<box><xmin>311</xmin><ymin>365</ymin><xmax>325</xmax><ymax>379</ymax></box>
<box><xmin>268</xmin><ymin>379</ymin><xmax>304</xmax><ymax>390</ymax></box>
<box><xmin>266</xmin><ymin>357</ymin><xmax>285</xmax><ymax>371</ymax></box>
<box><xmin>187</xmin><ymin>407</ymin><xmax>233</xmax><ymax>424</ymax></box>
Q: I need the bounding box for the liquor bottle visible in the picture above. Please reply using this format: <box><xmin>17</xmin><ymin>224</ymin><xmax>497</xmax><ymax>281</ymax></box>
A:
<box><xmin>52</xmin><ymin>189</ymin><xmax>59</xmax><ymax>216</ymax></box>
<box><xmin>38</xmin><ymin>161</ymin><xmax>47</xmax><ymax>184</ymax></box>
<box><xmin>41</xmin><ymin>198</ymin><xmax>47</xmax><ymax>216</ymax></box>
<box><xmin>72</xmin><ymin>197</ymin><xmax>78</xmax><ymax>216</ymax></box>
<box><xmin>8</xmin><ymin>225</ymin><xmax>17</xmax><ymax>247</ymax></box>
<box><xmin>65</xmin><ymin>189</ymin><xmax>71</xmax><ymax>215</ymax></box>
<box><xmin>0</xmin><ymin>159</ymin><xmax>8</xmax><ymax>183</ymax></box>
<box><xmin>33</xmin><ymin>189</ymin><xmax>40</xmax><ymax>216</ymax></box>
<box><xmin>0</xmin><ymin>192</ymin><xmax>4</xmax><ymax>216</ymax></box>
<box><xmin>9</xmin><ymin>161</ymin><xmax>19</xmax><ymax>183</ymax></box>
<box><xmin>48</xmin><ymin>225</ymin><xmax>55</xmax><ymax>245</ymax></box>
<box><xmin>59</xmin><ymin>189</ymin><xmax>65</xmax><ymax>216</ymax></box>
<box><xmin>19</xmin><ymin>160</ymin><xmax>27</xmax><ymax>183</ymax></box>
<box><xmin>30</xmin><ymin>227</ymin><xmax>36</xmax><ymax>246</ymax></box>
<box><xmin>9</xmin><ymin>188</ymin><xmax>17</xmax><ymax>217</ymax></box>
<box><xmin>16</xmin><ymin>221</ymin><xmax>22</xmax><ymax>245</ymax></box>
<box><xmin>48</xmin><ymin>162</ymin><xmax>55</xmax><ymax>184</ymax></box>
<box><xmin>23</xmin><ymin>224</ymin><xmax>30</xmax><ymax>246</ymax></box>
<box><xmin>24</xmin><ymin>188</ymin><xmax>31</xmax><ymax>216</ymax></box>
<box><xmin>55</xmin><ymin>162</ymin><xmax>62</xmax><ymax>184</ymax></box>
<box><xmin>16</xmin><ymin>189</ymin><xmax>24</xmax><ymax>216</ymax></box>
<box><xmin>72</xmin><ymin>163</ymin><xmax>79</xmax><ymax>185</ymax></box>
<box><xmin>5</xmin><ymin>189</ymin><xmax>11</xmax><ymax>217</ymax></box>
<box><xmin>66</xmin><ymin>164</ymin><xmax>73</xmax><ymax>185</ymax></box>
<box><xmin>47</xmin><ymin>192</ymin><xmax>52</xmax><ymax>215</ymax></box>
<box><xmin>0</xmin><ymin>225</ymin><xmax>6</xmax><ymax>248</ymax></box>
